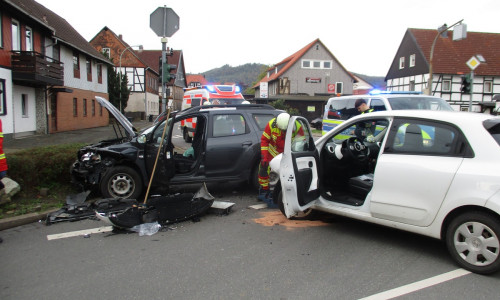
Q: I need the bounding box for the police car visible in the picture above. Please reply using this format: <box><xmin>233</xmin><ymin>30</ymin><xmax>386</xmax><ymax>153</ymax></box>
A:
<box><xmin>322</xmin><ymin>91</ymin><xmax>453</xmax><ymax>135</ymax></box>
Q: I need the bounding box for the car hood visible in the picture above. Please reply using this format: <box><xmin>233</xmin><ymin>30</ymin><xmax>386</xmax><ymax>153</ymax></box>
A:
<box><xmin>95</xmin><ymin>96</ymin><xmax>137</xmax><ymax>138</ymax></box>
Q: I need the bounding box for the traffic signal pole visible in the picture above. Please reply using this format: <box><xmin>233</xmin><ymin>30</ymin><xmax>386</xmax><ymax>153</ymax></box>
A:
<box><xmin>468</xmin><ymin>71</ymin><xmax>474</xmax><ymax>112</ymax></box>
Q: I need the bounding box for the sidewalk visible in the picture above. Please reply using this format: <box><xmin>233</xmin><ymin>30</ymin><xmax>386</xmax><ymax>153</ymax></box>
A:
<box><xmin>4</xmin><ymin>119</ymin><xmax>152</xmax><ymax>154</ymax></box>
<box><xmin>0</xmin><ymin>119</ymin><xmax>153</xmax><ymax>231</ymax></box>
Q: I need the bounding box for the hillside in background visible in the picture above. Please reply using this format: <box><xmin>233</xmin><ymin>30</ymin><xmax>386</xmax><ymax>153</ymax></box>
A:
<box><xmin>191</xmin><ymin>64</ymin><xmax>386</xmax><ymax>92</ymax></box>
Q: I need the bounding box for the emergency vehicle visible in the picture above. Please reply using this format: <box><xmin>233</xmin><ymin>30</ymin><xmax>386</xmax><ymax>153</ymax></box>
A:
<box><xmin>181</xmin><ymin>85</ymin><xmax>245</xmax><ymax>142</ymax></box>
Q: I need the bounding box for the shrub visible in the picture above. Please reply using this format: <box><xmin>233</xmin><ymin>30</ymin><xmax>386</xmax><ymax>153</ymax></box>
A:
<box><xmin>7</xmin><ymin>143</ymin><xmax>85</xmax><ymax>191</ymax></box>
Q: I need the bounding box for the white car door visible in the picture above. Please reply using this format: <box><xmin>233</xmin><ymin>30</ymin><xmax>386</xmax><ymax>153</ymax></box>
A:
<box><xmin>279</xmin><ymin>117</ymin><xmax>320</xmax><ymax>218</ymax></box>
<box><xmin>370</xmin><ymin>118</ymin><xmax>467</xmax><ymax>226</ymax></box>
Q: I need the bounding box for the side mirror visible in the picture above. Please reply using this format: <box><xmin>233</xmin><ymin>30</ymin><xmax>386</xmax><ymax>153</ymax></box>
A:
<box><xmin>137</xmin><ymin>134</ymin><xmax>147</xmax><ymax>144</ymax></box>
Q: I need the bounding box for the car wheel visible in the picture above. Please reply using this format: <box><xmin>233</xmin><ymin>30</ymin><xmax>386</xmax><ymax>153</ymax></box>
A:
<box><xmin>183</xmin><ymin>127</ymin><xmax>192</xmax><ymax>143</ymax></box>
<box><xmin>249</xmin><ymin>163</ymin><xmax>260</xmax><ymax>191</ymax></box>
<box><xmin>445</xmin><ymin>211</ymin><xmax>500</xmax><ymax>274</ymax></box>
<box><xmin>100</xmin><ymin>166</ymin><xmax>143</xmax><ymax>200</ymax></box>
<box><xmin>277</xmin><ymin>190</ymin><xmax>315</xmax><ymax>220</ymax></box>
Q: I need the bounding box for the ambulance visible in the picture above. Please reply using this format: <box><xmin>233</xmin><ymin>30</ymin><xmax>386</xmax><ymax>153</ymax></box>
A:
<box><xmin>180</xmin><ymin>85</ymin><xmax>245</xmax><ymax>142</ymax></box>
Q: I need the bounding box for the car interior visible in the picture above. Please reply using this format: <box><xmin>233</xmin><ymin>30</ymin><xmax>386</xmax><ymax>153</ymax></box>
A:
<box><xmin>319</xmin><ymin>119</ymin><xmax>390</xmax><ymax>206</ymax></box>
<box><xmin>173</xmin><ymin>116</ymin><xmax>206</xmax><ymax>174</ymax></box>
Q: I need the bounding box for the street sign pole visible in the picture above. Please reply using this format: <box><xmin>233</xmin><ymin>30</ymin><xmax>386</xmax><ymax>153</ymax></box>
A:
<box><xmin>150</xmin><ymin>6</ymin><xmax>180</xmax><ymax>113</ymax></box>
<box><xmin>466</xmin><ymin>56</ymin><xmax>480</xmax><ymax>112</ymax></box>
<box><xmin>468</xmin><ymin>71</ymin><xmax>474</xmax><ymax>112</ymax></box>
<box><xmin>161</xmin><ymin>37</ymin><xmax>167</xmax><ymax>112</ymax></box>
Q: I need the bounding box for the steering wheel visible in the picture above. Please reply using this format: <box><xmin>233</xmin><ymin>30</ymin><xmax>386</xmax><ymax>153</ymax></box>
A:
<box><xmin>343</xmin><ymin>137</ymin><xmax>370</xmax><ymax>162</ymax></box>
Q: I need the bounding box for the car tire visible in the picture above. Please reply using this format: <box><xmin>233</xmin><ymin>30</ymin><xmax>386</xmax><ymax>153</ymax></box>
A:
<box><xmin>100</xmin><ymin>166</ymin><xmax>143</xmax><ymax>200</ymax></box>
<box><xmin>183</xmin><ymin>127</ymin><xmax>192</xmax><ymax>143</ymax></box>
<box><xmin>445</xmin><ymin>211</ymin><xmax>500</xmax><ymax>274</ymax></box>
<box><xmin>249</xmin><ymin>163</ymin><xmax>260</xmax><ymax>191</ymax></box>
<box><xmin>277</xmin><ymin>190</ymin><xmax>315</xmax><ymax>220</ymax></box>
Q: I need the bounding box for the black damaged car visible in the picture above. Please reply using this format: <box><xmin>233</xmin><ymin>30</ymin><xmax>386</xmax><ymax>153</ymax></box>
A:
<box><xmin>71</xmin><ymin>96</ymin><xmax>283</xmax><ymax>199</ymax></box>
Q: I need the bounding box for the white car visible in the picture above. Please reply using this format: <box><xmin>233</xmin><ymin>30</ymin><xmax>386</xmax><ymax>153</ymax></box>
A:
<box><xmin>269</xmin><ymin>110</ymin><xmax>500</xmax><ymax>274</ymax></box>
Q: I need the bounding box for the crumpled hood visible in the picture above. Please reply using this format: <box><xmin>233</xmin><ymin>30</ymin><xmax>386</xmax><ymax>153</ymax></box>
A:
<box><xmin>95</xmin><ymin>96</ymin><xmax>136</xmax><ymax>138</ymax></box>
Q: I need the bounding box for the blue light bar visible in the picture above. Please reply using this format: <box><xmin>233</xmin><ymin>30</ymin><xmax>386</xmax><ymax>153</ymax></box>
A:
<box><xmin>205</xmin><ymin>85</ymin><xmax>216</xmax><ymax>92</ymax></box>
<box><xmin>235</xmin><ymin>86</ymin><xmax>241</xmax><ymax>93</ymax></box>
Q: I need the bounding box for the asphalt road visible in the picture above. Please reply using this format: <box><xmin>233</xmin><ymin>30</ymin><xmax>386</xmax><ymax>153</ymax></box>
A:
<box><xmin>1</xmin><ymin>181</ymin><xmax>499</xmax><ymax>300</ymax></box>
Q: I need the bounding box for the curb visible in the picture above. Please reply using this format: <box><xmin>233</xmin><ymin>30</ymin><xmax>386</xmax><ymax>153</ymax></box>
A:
<box><xmin>0</xmin><ymin>208</ymin><xmax>59</xmax><ymax>231</ymax></box>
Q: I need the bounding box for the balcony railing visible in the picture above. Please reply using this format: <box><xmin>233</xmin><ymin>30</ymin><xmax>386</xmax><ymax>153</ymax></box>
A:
<box><xmin>11</xmin><ymin>51</ymin><xmax>64</xmax><ymax>86</ymax></box>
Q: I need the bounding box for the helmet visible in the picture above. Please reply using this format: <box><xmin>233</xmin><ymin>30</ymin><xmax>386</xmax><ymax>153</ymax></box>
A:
<box><xmin>276</xmin><ymin>113</ymin><xmax>290</xmax><ymax>130</ymax></box>
<box><xmin>242</xmin><ymin>100</ymin><xmax>250</xmax><ymax>104</ymax></box>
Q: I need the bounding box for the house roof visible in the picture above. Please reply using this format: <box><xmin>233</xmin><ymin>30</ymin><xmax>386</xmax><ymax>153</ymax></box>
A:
<box><xmin>254</xmin><ymin>38</ymin><xmax>356</xmax><ymax>88</ymax></box>
<box><xmin>409</xmin><ymin>28</ymin><xmax>500</xmax><ymax>76</ymax></box>
<box><xmin>186</xmin><ymin>74</ymin><xmax>208</xmax><ymax>86</ymax></box>
<box><xmin>135</xmin><ymin>50</ymin><xmax>161</xmax><ymax>74</ymax></box>
<box><xmin>6</xmin><ymin>0</ymin><xmax>110</xmax><ymax>64</ymax></box>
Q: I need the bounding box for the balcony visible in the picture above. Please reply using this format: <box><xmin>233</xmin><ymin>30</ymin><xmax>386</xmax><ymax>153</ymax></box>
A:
<box><xmin>11</xmin><ymin>51</ymin><xmax>64</xmax><ymax>87</ymax></box>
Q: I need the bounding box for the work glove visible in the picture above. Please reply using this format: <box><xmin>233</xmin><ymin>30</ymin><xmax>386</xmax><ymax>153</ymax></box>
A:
<box><xmin>366</xmin><ymin>135</ymin><xmax>375</xmax><ymax>143</ymax></box>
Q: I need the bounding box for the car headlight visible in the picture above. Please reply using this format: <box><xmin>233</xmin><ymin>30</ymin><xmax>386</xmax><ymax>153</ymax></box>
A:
<box><xmin>269</xmin><ymin>170</ymin><xmax>279</xmax><ymax>187</ymax></box>
<box><xmin>81</xmin><ymin>152</ymin><xmax>101</xmax><ymax>163</ymax></box>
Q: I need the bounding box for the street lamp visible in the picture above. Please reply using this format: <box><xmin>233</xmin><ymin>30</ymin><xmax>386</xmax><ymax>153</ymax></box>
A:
<box><xmin>426</xmin><ymin>20</ymin><xmax>465</xmax><ymax>95</ymax></box>
<box><xmin>119</xmin><ymin>45</ymin><xmax>143</xmax><ymax>112</ymax></box>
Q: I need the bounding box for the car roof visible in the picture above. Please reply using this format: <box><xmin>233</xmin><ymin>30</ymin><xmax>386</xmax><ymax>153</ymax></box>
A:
<box><xmin>327</xmin><ymin>93</ymin><xmax>444</xmax><ymax>101</ymax></box>
<box><xmin>348</xmin><ymin>109</ymin><xmax>497</xmax><ymax>124</ymax></box>
<box><xmin>176</xmin><ymin>104</ymin><xmax>279</xmax><ymax>117</ymax></box>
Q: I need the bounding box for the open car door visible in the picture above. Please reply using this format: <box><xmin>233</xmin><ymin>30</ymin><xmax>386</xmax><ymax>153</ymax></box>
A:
<box><xmin>280</xmin><ymin>116</ymin><xmax>320</xmax><ymax>218</ymax></box>
<box><xmin>144</xmin><ymin>112</ymin><xmax>177</xmax><ymax>188</ymax></box>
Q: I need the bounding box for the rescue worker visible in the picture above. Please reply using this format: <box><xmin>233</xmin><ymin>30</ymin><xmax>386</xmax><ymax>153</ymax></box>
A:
<box><xmin>258</xmin><ymin>113</ymin><xmax>303</xmax><ymax>207</ymax></box>
<box><xmin>354</xmin><ymin>99</ymin><xmax>374</xmax><ymax>141</ymax></box>
<box><xmin>0</xmin><ymin>119</ymin><xmax>7</xmax><ymax>243</ymax></box>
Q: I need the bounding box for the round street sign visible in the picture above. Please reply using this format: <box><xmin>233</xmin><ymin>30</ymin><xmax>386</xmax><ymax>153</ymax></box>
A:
<box><xmin>150</xmin><ymin>7</ymin><xmax>179</xmax><ymax>37</ymax></box>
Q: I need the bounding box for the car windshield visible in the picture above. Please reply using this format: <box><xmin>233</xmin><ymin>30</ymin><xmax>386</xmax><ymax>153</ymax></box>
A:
<box><xmin>209</xmin><ymin>98</ymin><xmax>244</xmax><ymax>105</ymax></box>
<box><xmin>388</xmin><ymin>97</ymin><xmax>453</xmax><ymax>111</ymax></box>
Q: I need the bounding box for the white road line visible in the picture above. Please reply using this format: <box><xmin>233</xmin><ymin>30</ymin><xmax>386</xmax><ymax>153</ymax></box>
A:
<box><xmin>359</xmin><ymin>268</ymin><xmax>471</xmax><ymax>300</ymax></box>
<box><xmin>47</xmin><ymin>226</ymin><xmax>114</xmax><ymax>241</ymax></box>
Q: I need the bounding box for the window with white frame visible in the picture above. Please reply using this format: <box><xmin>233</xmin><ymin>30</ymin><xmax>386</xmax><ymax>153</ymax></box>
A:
<box><xmin>302</xmin><ymin>60</ymin><xmax>333</xmax><ymax>69</ymax></box>
<box><xmin>409</xmin><ymin>54</ymin><xmax>415</xmax><ymax>67</ymax></box>
<box><xmin>21</xmin><ymin>94</ymin><xmax>28</xmax><ymax>117</ymax></box>
<box><xmin>0</xmin><ymin>79</ymin><xmax>5</xmax><ymax>115</ymax></box>
<box><xmin>102</xmin><ymin>48</ymin><xmax>110</xmax><ymax>58</ymax></box>
<box><xmin>484</xmin><ymin>81</ymin><xmax>493</xmax><ymax>93</ymax></box>
<box><xmin>399</xmin><ymin>57</ymin><xmax>405</xmax><ymax>69</ymax></box>
<box><xmin>11</xmin><ymin>19</ymin><xmax>20</xmax><ymax>51</ymax></box>
<box><xmin>409</xmin><ymin>80</ymin><xmax>415</xmax><ymax>91</ymax></box>
<box><xmin>442</xmin><ymin>80</ymin><xmax>451</xmax><ymax>92</ymax></box>
<box><xmin>25</xmin><ymin>26</ymin><xmax>33</xmax><ymax>51</ymax></box>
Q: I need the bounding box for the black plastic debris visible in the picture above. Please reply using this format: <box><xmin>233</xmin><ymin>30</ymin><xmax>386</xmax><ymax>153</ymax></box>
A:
<box><xmin>46</xmin><ymin>191</ymin><xmax>138</xmax><ymax>225</ymax></box>
<box><xmin>96</xmin><ymin>183</ymin><xmax>215</xmax><ymax>229</ymax></box>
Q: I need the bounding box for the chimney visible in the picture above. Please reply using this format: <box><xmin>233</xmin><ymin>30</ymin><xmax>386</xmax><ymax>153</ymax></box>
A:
<box><xmin>119</xmin><ymin>34</ymin><xmax>123</xmax><ymax>40</ymax></box>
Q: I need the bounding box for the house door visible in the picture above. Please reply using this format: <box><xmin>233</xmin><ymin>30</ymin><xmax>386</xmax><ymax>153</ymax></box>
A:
<box><xmin>50</xmin><ymin>94</ymin><xmax>57</xmax><ymax>132</ymax></box>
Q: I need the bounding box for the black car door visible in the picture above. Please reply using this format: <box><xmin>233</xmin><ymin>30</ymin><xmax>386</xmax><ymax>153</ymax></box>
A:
<box><xmin>204</xmin><ymin>112</ymin><xmax>255</xmax><ymax>178</ymax></box>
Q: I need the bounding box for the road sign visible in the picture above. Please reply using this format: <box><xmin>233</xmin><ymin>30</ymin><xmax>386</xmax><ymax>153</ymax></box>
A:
<box><xmin>466</xmin><ymin>56</ymin><xmax>480</xmax><ymax>70</ymax></box>
<box><xmin>150</xmin><ymin>6</ymin><xmax>179</xmax><ymax>37</ymax></box>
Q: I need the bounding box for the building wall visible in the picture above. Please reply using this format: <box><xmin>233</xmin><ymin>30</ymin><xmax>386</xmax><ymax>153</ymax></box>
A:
<box><xmin>54</xmin><ymin>88</ymin><xmax>109</xmax><ymax>132</ymax></box>
<box><xmin>11</xmin><ymin>84</ymin><xmax>36</xmax><ymax>136</ymax></box>
<box><xmin>59</xmin><ymin>46</ymin><xmax>108</xmax><ymax>93</ymax></box>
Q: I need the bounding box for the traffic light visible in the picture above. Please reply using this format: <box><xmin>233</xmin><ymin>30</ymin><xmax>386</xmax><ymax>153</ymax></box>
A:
<box><xmin>163</xmin><ymin>63</ymin><xmax>177</xmax><ymax>82</ymax></box>
<box><xmin>461</xmin><ymin>73</ymin><xmax>472</xmax><ymax>94</ymax></box>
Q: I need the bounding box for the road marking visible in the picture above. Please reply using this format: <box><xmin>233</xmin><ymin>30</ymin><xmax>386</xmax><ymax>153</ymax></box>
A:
<box><xmin>359</xmin><ymin>268</ymin><xmax>471</xmax><ymax>300</ymax></box>
<box><xmin>47</xmin><ymin>226</ymin><xmax>114</xmax><ymax>241</ymax></box>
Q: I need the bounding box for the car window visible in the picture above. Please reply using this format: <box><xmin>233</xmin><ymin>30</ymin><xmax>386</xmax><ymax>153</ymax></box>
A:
<box><xmin>252</xmin><ymin>114</ymin><xmax>276</xmax><ymax>130</ymax></box>
<box><xmin>290</xmin><ymin>119</ymin><xmax>311</xmax><ymax>153</ymax></box>
<box><xmin>387</xmin><ymin>97</ymin><xmax>453</xmax><ymax>111</ymax></box>
<box><xmin>370</xmin><ymin>98</ymin><xmax>386</xmax><ymax>112</ymax></box>
<box><xmin>213</xmin><ymin>114</ymin><xmax>247</xmax><ymax>137</ymax></box>
<box><xmin>385</xmin><ymin>119</ymin><xmax>464</xmax><ymax>156</ymax></box>
<box><xmin>326</xmin><ymin>99</ymin><xmax>358</xmax><ymax>120</ymax></box>
<box><xmin>485</xmin><ymin>120</ymin><xmax>500</xmax><ymax>146</ymax></box>
<box><xmin>331</xmin><ymin>119</ymin><xmax>389</xmax><ymax>142</ymax></box>
<box><xmin>152</xmin><ymin>118</ymin><xmax>172</xmax><ymax>145</ymax></box>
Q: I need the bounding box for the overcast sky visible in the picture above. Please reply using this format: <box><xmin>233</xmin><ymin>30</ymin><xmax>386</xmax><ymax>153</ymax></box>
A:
<box><xmin>36</xmin><ymin>0</ymin><xmax>500</xmax><ymax>77</ymax></box>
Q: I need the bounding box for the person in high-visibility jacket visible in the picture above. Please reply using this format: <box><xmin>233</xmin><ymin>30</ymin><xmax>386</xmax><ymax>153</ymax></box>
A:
<box><xmin>354</xmin><ymin>99</ymin><xmax>375</xmax><ymax>141</ymax></box>
<box><xmin>0</xmin><ymin>119</ymin><xmax>7</xmax><ymax>243</ymax></box>
<box><xmin>258</xmin><ymin>113</ymin><xmax>303</xmax><ymax>206</ymax></box>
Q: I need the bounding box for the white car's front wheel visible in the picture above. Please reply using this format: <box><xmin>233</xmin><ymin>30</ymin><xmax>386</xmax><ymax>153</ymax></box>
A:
<box><xmin>445</xmin><ymin>211</ymin><xmax>500</xmax><ymax>274</ymax></box>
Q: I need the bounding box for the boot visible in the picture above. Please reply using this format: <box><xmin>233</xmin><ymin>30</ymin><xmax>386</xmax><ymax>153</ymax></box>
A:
<box><xmin>263</xmin><ymin>192</ymin><xmax>278</xmax><ymax>209</ymax></box>
<box><xmin>257</xmin><ymin>187</ymin><xmax>269</xmax><ymax>202</ymax></box>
